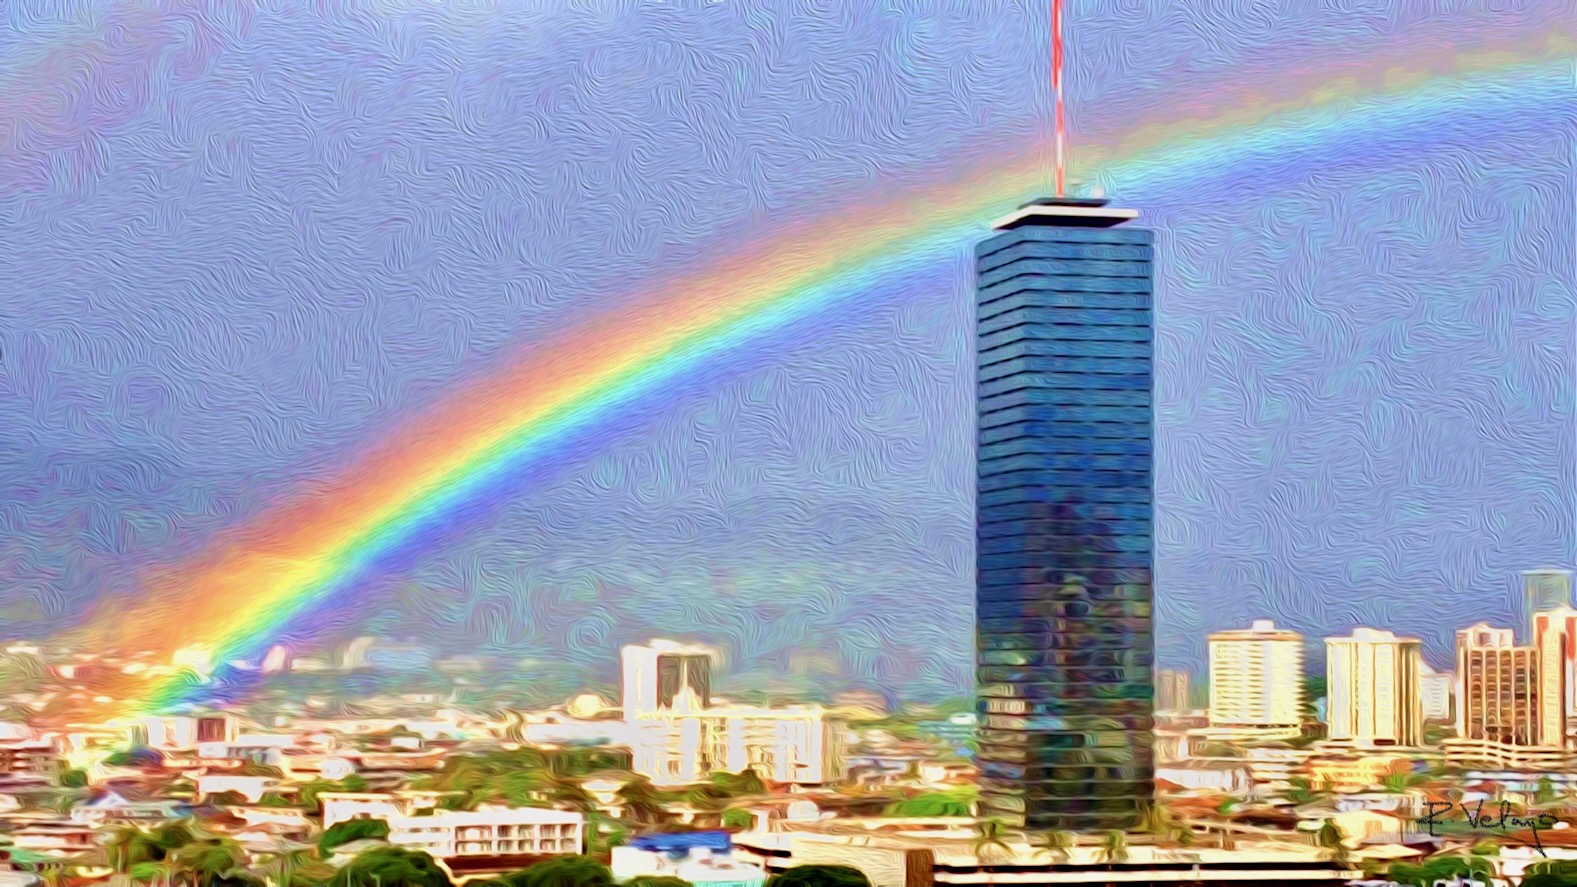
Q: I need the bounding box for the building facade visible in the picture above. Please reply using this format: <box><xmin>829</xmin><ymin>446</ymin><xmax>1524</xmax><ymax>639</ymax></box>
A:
<box><xmin>1455</xmin><ymin>624</ymin><xmax>1543</xmax><ymax>746</ymax></box>
<box><xmin>1206</xmin><ymin>620</ymin><xmax>1304</xmax><ymax>736</ymax></box>
<box><xmin>1534</xmin><ymin>606</ymin><xmax>1577</xmax><ymax>743</ymax></box>
<box><xmin>974</xmin><ymin>196</ymin><xmax>1155</xmax><ymax>832</ymax></box>
<box><xmin>1155</xmin><ymin>668</ymin><xmax>1191</xmax><ymax>713</ymax></box>
<box><xmin>623</xmin><ymin>640</ymin><xmax>717</xmax><ymax>720</ymax></box>
<box><xmin>387</xmin><ymin>808</ymin><xmax>584</xmax><ymax>859</ymax></box>
<box><xmin>1325</xmin><ymin>628</ymin><xmax>1424</xmax><ymax>747</ymax></box>
<box><xmin>629</xmin><ymin>701</ymin><xmax>837</xmax><ymax>787</ymax></box>
<box><xmin>1419</xmin><ymin>664</ymin><xmax>1454</xmax><ymax>721</ymax></box>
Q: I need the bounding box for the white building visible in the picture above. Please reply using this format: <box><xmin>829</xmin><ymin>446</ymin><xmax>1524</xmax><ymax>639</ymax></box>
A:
<box><xmin>1420</xmin><ymin>663</ymin><xmax>1454</xmax><ymax>721</ymax></box>
<box><xmin>387</xmin><ymin>807</ymin><xmax>584</xmax><ymax>859</ymax></box>
<box><xmin>612</xmin><ymin>846</ymin><xmax>767</xmax><ymax>887</ymax></box>
<box><xmin>623</xmin><ymin>640</ymin><xmax>842</xmax><ymax>787</ymax></box>
<box><xmin>1206</xmin><ymin>620</ymin><xmax>1305</xmax><ymax>739</ymax></box>
<box><xmin>320</xmin><ymin>791</ymin><xmax>447</xmax><ymax>829</ymax></box>
<box><xmin>1325</xmin><ymin>628</ymin><xmax>1424</xmax><ymax>747</ymax></box>
<box><xmin>622</xmin><ymin>639</ymin><xmax>718</xmax><ymax>720</ymax></box>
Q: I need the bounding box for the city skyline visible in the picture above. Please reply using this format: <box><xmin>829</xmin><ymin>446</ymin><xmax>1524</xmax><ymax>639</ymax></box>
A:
<box><xmin>1</xmin><ymin>4</ymin><xmax>1572</xmax><ymax>702</ymax></box>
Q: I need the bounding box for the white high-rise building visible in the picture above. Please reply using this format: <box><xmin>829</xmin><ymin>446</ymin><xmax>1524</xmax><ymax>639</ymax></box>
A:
<box><xmin>1206</xmin><ymin>620</ymin><xmax>1304</xmax><ymax>738</ymax></box>
<box><xmin>621</xmin><ymin>640</ymin><xmax>841</xmax><ymax>787</ymax></box>
<box><xmin>1325</xmin><ymin>628</ymin><xmax>1424</xmax><ymax>747</ymax></box>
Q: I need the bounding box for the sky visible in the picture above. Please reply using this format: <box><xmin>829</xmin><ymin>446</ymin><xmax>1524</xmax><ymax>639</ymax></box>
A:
<box><xmin>0</xmin><ymin>0</ymin><xmax>1573</xmax><ymax>703</ymax></box>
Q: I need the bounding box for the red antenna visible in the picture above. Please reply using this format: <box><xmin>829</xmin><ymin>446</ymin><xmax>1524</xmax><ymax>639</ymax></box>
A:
<box><xmin>1051</xmin><ymin>0</ymin><xmax>1067</xmax><ymax>197</ymax></box>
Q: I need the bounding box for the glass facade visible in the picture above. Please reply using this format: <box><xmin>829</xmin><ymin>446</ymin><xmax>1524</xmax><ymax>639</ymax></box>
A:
<box><xmin>975</xmin><ymin>198</ymin><xmax>1156</xmax><ymax>833</ymax></box>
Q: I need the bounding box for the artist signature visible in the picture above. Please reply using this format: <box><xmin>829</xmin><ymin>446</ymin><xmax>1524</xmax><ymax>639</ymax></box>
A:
<box><xmin>1418</xmin><ymin>801</ymin><xmax>1562</xmax><ymax>857</ymax></box>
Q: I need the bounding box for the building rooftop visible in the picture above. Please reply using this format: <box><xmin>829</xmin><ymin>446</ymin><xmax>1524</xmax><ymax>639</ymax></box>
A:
<box><xmin>389</xmin><ymin>807</ymin><xmax>583</xmax><ymax>827</ymax></box>
<box><xmin>990</xmin><ymin>196</ymin><xmax>1138</xmax><ymax>231</ymax></box>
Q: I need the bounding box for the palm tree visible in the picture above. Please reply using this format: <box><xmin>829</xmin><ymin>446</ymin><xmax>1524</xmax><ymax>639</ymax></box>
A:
<box><xmin>1033</xmin><ymin>830</ymin><xmax>1075</xmax><ymax>864</ymax></box>
<box><xmin>1096</xmin><ymin>830</ymin><xmax>1129</xmax><ymax>866</ymax></box>
<box><xmin>615</xmin><ymin>776</ymin><xmax>672</xmax><ymax>834</ymax></box>
<box><xmin>971</xmin><ymin>818</ymin><xmax>1014</xmax><ymax>865</ymax></box>
<box><xmin>1316</xmin><ymin>820</ymin><xmax>1350</xmax><ymax>865</ymax></box>
<box><xmin>1139</xmin><ymin>802</ymin><xmax>1187</xmax><ymax>846</ymax></box>
<box><xmin>259</xmin><ymin>842</ymin><xmax>318</xmax><ymax>887</ymax></box>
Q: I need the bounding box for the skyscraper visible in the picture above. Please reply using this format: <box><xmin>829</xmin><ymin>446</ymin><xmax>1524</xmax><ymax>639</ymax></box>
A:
<box><xmin>975</xmin><ymin>196</ymin><xmax>1155</xmax><ymax>833</ymax></box>
<box><xmin>621</xmin><ymin>639</ymin><xmax>716</xmax><ymax>720</ymax></box>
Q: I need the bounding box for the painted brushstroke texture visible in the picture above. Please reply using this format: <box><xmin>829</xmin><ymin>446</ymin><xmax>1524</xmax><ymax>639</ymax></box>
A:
<box><xmin>0</xmin><ymin>1</ymin><xmax>1572</xmax><ymax>713</ymax></box>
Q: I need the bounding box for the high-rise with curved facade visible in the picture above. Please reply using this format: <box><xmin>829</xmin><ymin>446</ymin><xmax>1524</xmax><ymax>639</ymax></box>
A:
<box><xmin>975</xmin><ymin>196</ymin><xmax>1156</xmax><ymax>832</ymax></box>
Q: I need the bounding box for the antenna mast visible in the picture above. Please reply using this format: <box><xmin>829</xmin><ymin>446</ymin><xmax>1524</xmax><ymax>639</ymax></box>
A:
<box><xmin>1052</xmin><ymin>0</ymin><xmax>1066</xmax><ymax>197</ymax></box>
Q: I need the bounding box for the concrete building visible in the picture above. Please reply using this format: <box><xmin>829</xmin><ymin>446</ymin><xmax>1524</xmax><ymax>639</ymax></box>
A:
<box><xmin>1455</xmin><ymin>624</ymin><xmax>1543</xmax><ymax>746</ymax></box>
<box><xmin>387</xmin><ymin>807</ymin><xmax>584</xmax><ymax>859</ymax></box>
<box><xmin>1156</xmin><ymin>668</ymin><xmax>1192</xmax><ymax>713</ymax></box>
<box><xmin>1207</xmin><ymin>620</ymin><xmax>1304</xmax><ymax>738</ymax></box>
<box><xmin>1325</xmin><ymin>628</ymin><xmax>1424</xmax><ymax>747</ymax></box>
<box><xmin>974</xmin><ymin>195</ymin><xmax>1157</xmax><ymax>832</ymax></box>
<box><xmin>1534</xmin><ymin>606</ymin><xmax>1577</xmax><ymax>740</ymax></box>
<box><xmin>623</xmin><ymin>639</ymin><xmax>717</xmax><ymax>721</ymax></box>
<box><xmin>1420</xmin><ymin>663</ymin><xmax>1454</xmax><ymax>721</ymax></box>
<box><xmin>622</xmin><ymin>640</ymin><xmax>840</xmax><ymax>787</ymax></box>
<box><xmin>319</xmin><ymin>791</ymin><xmax>448</xmax><ymax>829</ymax></box>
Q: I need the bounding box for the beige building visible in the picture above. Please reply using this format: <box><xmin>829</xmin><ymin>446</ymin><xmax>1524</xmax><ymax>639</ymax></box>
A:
<box><xmin>1534</xmin><ymin>606</ymin><xmax>1577</xmax><ymax>744</ymax></box>
<box><xmin>1456</xmin><ymin>624</ymin><xmax>1543</xmax><ymax>746</ymax></box>
<box><xmin>1207</xmin><ymin>620</ymin><xmax>1305</xmax><ymax>737</ymax></box>
<box><xmin>1325</xmin><ymin>628</ymin><xmax>1424</xmax><ymax>747</ymax></box>
<box><xmin>1419</xmin><ymin>663</ymin><xmax>1454</xmax><ymax>721</ymax></box>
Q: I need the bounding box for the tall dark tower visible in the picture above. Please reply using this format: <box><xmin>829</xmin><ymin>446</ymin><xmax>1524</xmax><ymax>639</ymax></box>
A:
<box><xmin>975</xmin><ymin>196</ymin><xmax>1156</xmax><ymax>832</ymax></box>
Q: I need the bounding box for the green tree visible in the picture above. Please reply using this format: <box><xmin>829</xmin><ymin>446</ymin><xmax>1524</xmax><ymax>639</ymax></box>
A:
<box><xmin>329</xmin><ymin>848</ymin><xmax>452</xmax><ymax>887</ymax></box>
<box><xmin>57</xmin><ymin>767</ymin><xmax>89</xmax><ymax>789</ymax></box>
<box><xmin>511</xmin><ymin>856</ymin><xmax>614</xmax><ymax>887</ymax></box>
<box><xmin>765</xmin><ymin>866</ymin><xmax>871</xmax><ymax>887</ymax></box>
<box><xmin>624</xmin><ymin>878</ymin><xmax>690</xmax><ymax>887</ymax></box>
<box><xmin>720</xmin><ymin>808</ymin><xmax>753</xmax><ymax>830</ymax></box>
<box><xmin>298</xmin><ymin>777</ymin><xmax>370</xmax><ymax>810</ymax></box>
<box><xmin>1535</xmin><ymin>775</ymin><xmax>1560</xmax><ymax>806</ymax></box>
<box><xmin>318</xmin><ymin>820</ymin><xmax>390</xmax><ymax>856</ymax></box>
<box><xmin>1033</xmin><ymin>830</ymin><xmax>1074</xmax><ymax>864</ymax></box>
<box><xmin>1523</xmin><ymin>859</ymin><xmax>1577</xmax><ymax>887</ymax></box>
<box><xmin>970</xmin><ymin>818</ymin><xmax>1014</xmax><ymax>864</ymax></box>
<box><xmin>615</xmin><ymin>776</ymin><xmax>673</xmax><ymax>833</ymax></box>
<box><xmin>171</xmin><ymin>838</ymin><xmax>246</xmax><ymax>887</ymax></box>
<box><xmin>1316</xmin><ymin>820</ymin><xmax>1349</xmax><ymax>865</ymax></box>
<box><xmin>707</xmin><ymin>769</ymin><xmax>765</xmax><ymax>797</ymax></box>
<box><xmin>1096</xmin><ymin>830</ymin><xmax>1129</xmax><ymax>866</ymax></box>
<box><xmin>883</xmin><ymin>789</ymin><xmax>975</xmax><ymax>818</ymax></box>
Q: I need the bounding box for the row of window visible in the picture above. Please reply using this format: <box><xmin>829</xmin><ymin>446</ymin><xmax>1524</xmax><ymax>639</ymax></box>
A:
<box><xmin>979</xmin><ymin>657</ymin><xmax>1155</xmax><ymax>679</ymax></box>
<box><xmin>979</xmin><ymin>290</ymin><xmax>1153</xmax><ymax>325</ymax></box>
<box><xmin>981</xmin><ymin>337</ymin><xmax>1151</xmax><ymax>368</ymax></box>
<box><xmin>979</xmin><ymin>259</ymin><xmax>1155</xmax><ymax>291</ymax></box>
<box><xmin>980</xmin><ymin>357</ymin><xmax>1152</xmax><ymax>386</ymax></box>
<box><xmin>980</xmin><ymin>487</ymin><xmax>1151</xmax><ymax>508</ymax></box>
<box><xmin>976</xmin><ymin>583</ymin><xmax>1153</xmax><ymax>604</ymax></box>
<box><xmin>982</xmin><ymin>405</ymin><xmax>1151</xmax><ymax>428</ymax></box>
<box><xmin>982</xmin><ymin>322</ymin><xmax>1152</xmax><ymax>351</ymax></box>
<box><xmin>978</xmin><ymin>518</ymin><xmax>1152</xmax><ymax>540</ymax></box>
<box><xmin>980</xmin><ymin>423</ymin><xmax>1151</xmax><ymax>449</ymax></box>
<box><xmin>977</xmin><ymin>534</ymin><xmax>1151</xmax><ymax>555</ymax></box>
<box><xmin>977</xmin><ymin>239</ymin><xmax>1153</xmax><ymax>273</ymax></box>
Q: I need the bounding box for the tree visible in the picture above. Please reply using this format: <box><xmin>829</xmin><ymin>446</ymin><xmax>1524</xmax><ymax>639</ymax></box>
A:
<box><xmin>1316</xmin><ymin>820</ymin><xmax>1349</xmax><ymax>865</ymax></box>
<box><xmin>1096</xmin><ymin>830</ymin><xmax>1129</xmax><ymax>866</ymax></box>
<box><xmin>511</xmin><ymin>856</ymin><xmax>614</xmax><ymax>887</ymax></box>
<box><xmin>318</xmin><ymin>820</ymin><xmax>390</xmax><ymax>856</ymax></box>
<box><xmin>624</xmin><ymin>878</ymin><xmax>690</xmax><ymax>887</ymax></box>
<box><xmin>615</xmin><ymin>776</ymin><xmax>672</xmax><ymax>833</ymax></box>
<box><xmin>171</xmin><ymin>838</ymin><xmax>246</xmax><ymax>887</ymax></box>
<box><xmin>298</xmin><ymin>777</ymin><xmax>370</xmax><ymax>810</ymax></box>
<box><xmin>1535</xmin><ymin>775</ymin><xmax>1559</xmax><ymax>806</ymax></box>
<box><xmin>883</xmin><ymin>790</ymin><xmax>974</xmax><ymax>818</ymax></box>
<box><xmin>329</xmin><ymin>848</ymin><xmax>452</xmax><ymax>887</ymax></box>
<box><xmin>1033</xmin><ymin>830</ymin><xmax>1075</xmax><ymax>864</ymax></box>
<box><xmin>721</xmin><ymin>809</ymin><xmax>753</xmax><ymax>830</ymax></box>
<box><xmin>765</xmin><ymin>867</ymin><xmax>871</xmax><ymax>887</ymax></box>
<box><xmin>970</xmin><ymin>818</ymin><xmax>1014</xmax><ymax>864</ymax></box>
<box><xmin>708</xmin><ymin>769</ymin><xmax>765</xmax><ymax>797</ymax></box>
<box><xmin>1523</xmin><ymin>859</ymin><xmax>1577</xmax><ymax>887</ymax></box>
<box><xmin>57</xmin><ymin>767</ymin><xmax>89</xmax><ymax>789</ymax></box>
<box><xmin>260</xmin><ymin>842</ymin><xmax>327</xmax><ymax>887</ymax></box>
<box><xmin>1139</xmin><ymin>802</ymin><xmax>1188</xmax><ymax>846</ymax></box>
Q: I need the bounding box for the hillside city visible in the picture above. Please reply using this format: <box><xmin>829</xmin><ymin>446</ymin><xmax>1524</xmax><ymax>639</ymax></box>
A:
<box><xmin>0</xmin><ymin>567</ymin><xmax>1572</xmax><ymax>887</ymax></box>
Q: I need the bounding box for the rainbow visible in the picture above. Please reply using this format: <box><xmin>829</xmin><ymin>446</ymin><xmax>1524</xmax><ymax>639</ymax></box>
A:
<box><xmin>56</xmin><ymin>32</ymin><xmax>1575</xmax><ymax>719</ymax></box>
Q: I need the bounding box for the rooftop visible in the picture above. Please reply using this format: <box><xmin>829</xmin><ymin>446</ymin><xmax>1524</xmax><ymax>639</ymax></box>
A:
<box><xmin>990</xmin><ymin>196</ymin><xmax>1138</xmax><ymax>231</ymax></box>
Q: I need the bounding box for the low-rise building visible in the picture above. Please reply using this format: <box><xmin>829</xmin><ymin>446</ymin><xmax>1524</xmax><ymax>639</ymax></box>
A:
<box><xmin>1156</xmin><ymin>761</ymin><xmax>1255</xmax><ymax>796</ymax></box>
<box><xmin>386</xmin><ymin>807</ymin><xmax>584</xmax><ymax>859</ymax></box>
<box><xmin>1443</xmin><ymin>738</ymin><xmax>1576</xmax><ymax>771</ymax></box>
<box><xmin>1306</xmin><ymin>754</ymin><xmax>1413</xmax><ymax>793</ymax></box>
<box><xmin>319</xmin><ymin>791</ymin><xmax>448</xmax><ymax>828</ymax></box>
<box><xmin>613</xmin><ymin>833</ymin><xmax>767</xmax><ymax>887</ymax></box>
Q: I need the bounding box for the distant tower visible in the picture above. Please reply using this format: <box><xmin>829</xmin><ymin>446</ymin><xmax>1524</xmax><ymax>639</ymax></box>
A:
<box><xmin>621</xmin><ymin>640</ymin><xmax>717</xmax><ymax>720</ymax></box>
<box><xmin>340</xmin><ymin>637</ymin><xmax>376</xmax><ymax>671</ymax></box>
<box><xmin>261</xmin><ymin>645</ymin><xmax>291</xmax><ymax>675</ymax></box>
<box><xmin>1526</xmin><ymin>569</ymin><xmax>1574</xmax><ymax>632</ymax></box>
